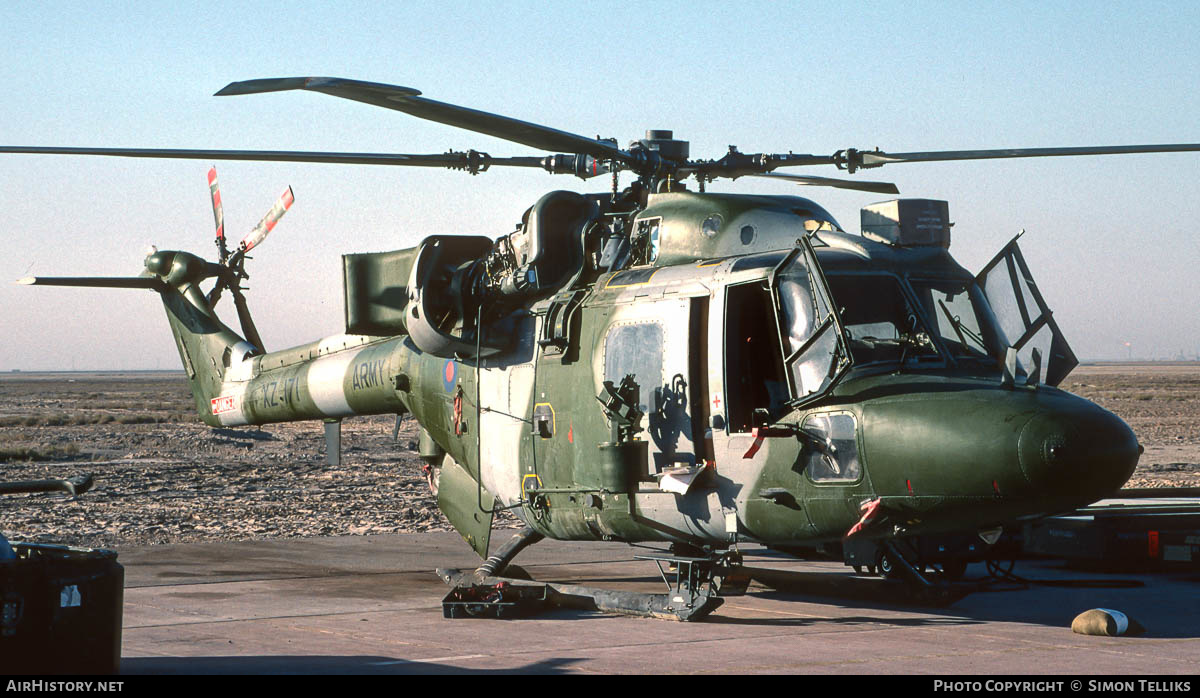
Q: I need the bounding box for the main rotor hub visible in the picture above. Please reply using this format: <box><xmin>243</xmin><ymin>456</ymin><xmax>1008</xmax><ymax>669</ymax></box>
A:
<box><xmin>637</xmin><ymin>130</ymin><xmax>689</xmax><ymax>162</ymax></box>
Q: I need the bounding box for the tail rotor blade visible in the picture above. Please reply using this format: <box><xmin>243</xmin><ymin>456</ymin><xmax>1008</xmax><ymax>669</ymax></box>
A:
<box><xmin>208</xmin><ymin>167</ymin><xmax>229</xmax><ymax>261</ymax></box>
<box><xmin>208</xmin><ymin>167</ymin><xmax>225</xmax><ymax>241</ymax></box>
<box><xmin>240</xmin><ymin>186</ymin><xmax>294</xmax><ymax>252</ymax></box>
<box><xmin>209</xmin><ymin>167</ymin><xmax>232</xmax><ymax>265</ymax></box>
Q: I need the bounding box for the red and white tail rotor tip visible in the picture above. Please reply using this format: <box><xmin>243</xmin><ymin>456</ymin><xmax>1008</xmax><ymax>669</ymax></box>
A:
<box><xmin>241</xmin><ymin>186</ymin><xmax>294</xmax><ymax>252</ymax></box>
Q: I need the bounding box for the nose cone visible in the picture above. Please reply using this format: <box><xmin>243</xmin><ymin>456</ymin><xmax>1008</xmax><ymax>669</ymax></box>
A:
<box><xmin>1018</xmin><ymin>405</ymin><xmax>1140</xmax><ymax>501</ymax></box>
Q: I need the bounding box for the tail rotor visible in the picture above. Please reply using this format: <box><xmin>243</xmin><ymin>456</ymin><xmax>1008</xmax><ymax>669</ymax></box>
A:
<box><xmin>203</xmin><ymin>168</ymin><xmax>294</xmax><ymax>352</ymax></box>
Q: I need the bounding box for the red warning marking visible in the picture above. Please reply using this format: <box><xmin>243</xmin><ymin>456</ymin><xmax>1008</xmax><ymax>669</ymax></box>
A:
<box><xmin>210</xmin><ymin>395</ymin><xmax>236</xmax><ymax>415</ymax></box>
<box><xmin>1148</xmin><ymin>530</ymin><xmax>1160</xmax><ymax>558</ymax></box>
<box><xmin>743</xmin><ymin>429</ymin><xmax>767</xmax><ymax>459</ymax></box>
<box><xmin>846</xmin><ymin>498</ymin><xmax>882</xmax><ymax>538</ymax></box>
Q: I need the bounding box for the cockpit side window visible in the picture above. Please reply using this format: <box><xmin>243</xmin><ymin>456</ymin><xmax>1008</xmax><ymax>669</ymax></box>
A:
<box><xmin>802</xmin><ymin>412</ymin><xmax>861</xmax><ymax>483</ymax></box>
<box><xmin>770</xmin><ymin>243</ymin><xmax>853</xmax><ymax>406</ymax></box>
<box><xmin>724</xmin><ymin>281</ymin><xmax>788</xmax><ymax>432</ymax></box>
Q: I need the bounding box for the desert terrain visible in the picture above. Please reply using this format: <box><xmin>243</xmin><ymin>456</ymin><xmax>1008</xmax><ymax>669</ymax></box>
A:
<box><xmin>0</xmin><ymin>363</ymin><xmax>1196</xmax><ymax>549</ymax></box>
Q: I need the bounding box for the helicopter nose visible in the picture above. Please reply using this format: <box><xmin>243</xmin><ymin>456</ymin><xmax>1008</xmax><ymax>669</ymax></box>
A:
<box><xmin>1017</xmin><ymin>405</ymin><xmax>1140</xmax><ymax>500</ymax></box>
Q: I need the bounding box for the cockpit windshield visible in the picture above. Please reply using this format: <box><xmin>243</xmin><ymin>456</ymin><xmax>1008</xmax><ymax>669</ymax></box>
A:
<box><xmin>823</xmin><ymin>274</ymin><xmax>939</xmax><ymax>366</ymax></box>
<box><xmin>767</xmin><ymin>249</ymin><xmax>1011</xmax><ymax>407</ymax></box>
<box><xmin>908</xmin><ymin>278</ymin><xmax>1006</xmax><ymax>365</ymax></box>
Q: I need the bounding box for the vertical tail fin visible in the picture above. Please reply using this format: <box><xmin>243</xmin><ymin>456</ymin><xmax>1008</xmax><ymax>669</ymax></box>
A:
<box><xmin>19</xmin><ymin>250</ymin><xmax>258</xmax><ymax>426</ymax></box>
<box><xmin>158</xmin><ymin>279</ymin><xmax>257</xmax><ymax>426</ymax></box>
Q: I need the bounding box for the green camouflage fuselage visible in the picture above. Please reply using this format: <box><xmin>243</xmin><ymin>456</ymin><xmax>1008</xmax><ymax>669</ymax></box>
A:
<box><xmin>158</xmin><ymin>201</ymin><xmax>1138</xmax><ymax>557</ymax></box>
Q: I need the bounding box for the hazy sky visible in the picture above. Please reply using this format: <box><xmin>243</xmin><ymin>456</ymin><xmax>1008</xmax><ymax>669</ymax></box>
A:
<box><xmin>2</xmin><ymin>1</ymin><xmax>1198</xmax><ymax>370</ymax></box>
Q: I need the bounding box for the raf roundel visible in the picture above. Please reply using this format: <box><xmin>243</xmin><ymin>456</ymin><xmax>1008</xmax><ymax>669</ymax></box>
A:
<box><xmin>443</xmin><ymin>360</ymin><xmax>457</xmax><ymax>392</ymax></box>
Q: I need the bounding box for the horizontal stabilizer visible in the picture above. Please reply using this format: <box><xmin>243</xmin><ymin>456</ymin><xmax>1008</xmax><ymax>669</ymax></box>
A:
<box><xmin>16</xmin><ymin>276</ymin><xmax>164</xmax><ymax>290</ymax></box>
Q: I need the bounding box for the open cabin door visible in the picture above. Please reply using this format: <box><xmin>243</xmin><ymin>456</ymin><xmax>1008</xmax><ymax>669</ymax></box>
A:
<box><xmin>976</xmin><ymin>236</ymin><xmax>1078</xmax><ymax>386</ymax></box>
<box><xmin>719</xmin><ymin>237</ymin><xmax>852</xmax><ymax>434</ymax></box>
<box><xmin>770</xmin><ymin>237</ymin><xmax>854</xmax><ymax>408</ymax></box>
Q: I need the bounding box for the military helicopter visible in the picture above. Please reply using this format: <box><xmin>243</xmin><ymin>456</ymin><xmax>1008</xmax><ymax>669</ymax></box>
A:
<box><xmin>6</xmin><ymin>77</ymin><xmax>1198</xmax><ymax>620</ymax></box>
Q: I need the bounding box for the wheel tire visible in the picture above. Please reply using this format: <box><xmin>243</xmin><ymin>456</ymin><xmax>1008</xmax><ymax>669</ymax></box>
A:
<box><xmin>877</xmin><ymin>550</ymin><xmax>899</xmax><ymax>578</ymax></box>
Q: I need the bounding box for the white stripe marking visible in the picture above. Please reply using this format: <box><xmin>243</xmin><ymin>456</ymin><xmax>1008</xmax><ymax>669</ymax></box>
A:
<box><xmin>307</xmin><ymin>347</ymin><xmax>361</xmax><ymax>417</ymax></box>
<box><xmin>214</xmin><ymin>383</ymin><xmax>248</xmax><ymax>426</ymax></box>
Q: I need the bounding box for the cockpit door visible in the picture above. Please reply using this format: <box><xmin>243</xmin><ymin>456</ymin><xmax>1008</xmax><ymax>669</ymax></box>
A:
<box><xmin>769</xmin><ymin>236</ymin><xmax>854</xmax><ymax>406</ymax></box>
<box><xmin>975</xmin><ymin>236</ymin><xmax>1078</xmax><ymax>386</ymax></box>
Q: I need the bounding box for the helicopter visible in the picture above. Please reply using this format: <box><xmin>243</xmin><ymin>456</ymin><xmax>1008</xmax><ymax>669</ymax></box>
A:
<box><xmin>6</xmin><ymin>77</ymin><xmax>1198</xmax><ymax>621</ymax></box>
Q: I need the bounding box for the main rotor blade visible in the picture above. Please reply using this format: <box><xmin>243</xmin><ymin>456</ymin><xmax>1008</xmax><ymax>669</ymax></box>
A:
<box><xmin>849</xmin><ymin>143</ymin><xmax>1200</xmax><ymax>170</ymax></box>
<box><xmin>0</xmin><ymin>146</ymin><xmax>544</xmax><ymax>170</ymax></box>
<box><xmin>241</xmin><ymin>187</ymin><xmax>294</xmax><ymax>252</ymax></box>
<box><xmin>749</xmin><ymin>172</ymin><xmax>899</xmax><ymax>194</ymax></box>
<box><xmin>16</xmin><ymin>276</ymin><xmax>164</xmax><ymax>290</ymax></box>
<box><xmin>216</xmin><ymin>77</ymin><xmax>634</xmax><ymax>165</ymax></box>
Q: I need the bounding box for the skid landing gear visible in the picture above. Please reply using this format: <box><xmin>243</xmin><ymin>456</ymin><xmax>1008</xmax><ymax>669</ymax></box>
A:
<box><xmin>437</xmin><ymin>532</ymin><xmax>746</xmax><ymax>622</ymax></box>
<box><xmin>876</xmin><ymin>540</ymin><xmax>969</xmax><ymax>606</ymax></box>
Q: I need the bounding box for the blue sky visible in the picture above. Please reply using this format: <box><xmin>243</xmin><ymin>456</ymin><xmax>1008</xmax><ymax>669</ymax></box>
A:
<box><xmin>2</xmin><ymin>1</ymin><xmax>1198</xmax><ymax>369</ymax></box>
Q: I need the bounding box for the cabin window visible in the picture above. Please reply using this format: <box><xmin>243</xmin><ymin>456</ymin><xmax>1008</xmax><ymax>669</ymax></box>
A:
<box><xmin>724</xmin><ymin>281</ymin><xmax>788</xmax><ymax>432</ymax></box>
<box><xmin>603</xmin><ymin>322</ymin><xmax>663</xmax><ymax>414</ymax></box>
<box><xmin>631</xmin><ymin>218</ymin><xmax>662</xmax><ymax>265</ymax></box>
<box><xmin>802</xmin><ymin>412</ymin><xmax>861</xmax><ymax>483</ymax></box>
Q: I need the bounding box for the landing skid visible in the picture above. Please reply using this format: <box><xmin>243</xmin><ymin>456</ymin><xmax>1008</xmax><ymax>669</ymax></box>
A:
<box><xmin>437</xmin><ymin>536</ymin><xmax>746</xmax><ymax>622</ymax></box>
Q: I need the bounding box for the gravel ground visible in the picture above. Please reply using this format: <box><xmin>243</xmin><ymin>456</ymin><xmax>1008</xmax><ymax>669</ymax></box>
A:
<box><xmin>0</xmin><ymin>364</ymin><xmax>1196</xmax><ymax>548</ymax></box>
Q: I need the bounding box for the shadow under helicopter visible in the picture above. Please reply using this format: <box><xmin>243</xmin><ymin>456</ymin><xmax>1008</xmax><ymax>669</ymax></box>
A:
<box><xmin>121</xmin><ymin>655</ymin><xmax>584</xmax><ymax>675</ymax></box>
<box><xmin>508</xmin><ymin>556</ymin><xmax>1198</xmax><ymax>639</ymax></box>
